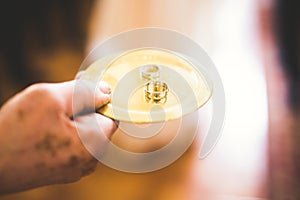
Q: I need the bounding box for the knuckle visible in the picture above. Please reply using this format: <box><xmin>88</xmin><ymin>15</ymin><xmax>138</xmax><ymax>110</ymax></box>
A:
<box><xmin>26</xmin><ymin>83</ymin><xmax>52</xmax><ymax>97</ymax></box>
<box><xmin>24</xmin><ymin>83</ymin><xmax>63</xmax><ymax>112</ymax></box>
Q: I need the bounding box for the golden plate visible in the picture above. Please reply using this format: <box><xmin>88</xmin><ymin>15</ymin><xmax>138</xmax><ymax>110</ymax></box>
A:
<box><xmin>80</xmin><ymin>48</ymin><xmax>212</xmax><ymax>123</ymax></box>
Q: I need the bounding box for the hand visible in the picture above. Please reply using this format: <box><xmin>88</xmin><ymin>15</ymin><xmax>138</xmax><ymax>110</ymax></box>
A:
<box><xmin>0</xmin><ymin>80</ymin><xmax>117</xmax><ymax>194</ymax></box>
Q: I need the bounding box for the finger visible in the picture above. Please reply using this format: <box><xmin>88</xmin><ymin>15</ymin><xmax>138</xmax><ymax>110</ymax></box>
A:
<box><xmin>74</xmin><ymin>113</ymin><xmax>117</xmax><ymax>158</ymax></box>
<box><xmin>99</xmin><ymin>81</ymin><xmax>112</xmax><ymax>94</ymax></box>
<box><xmin>53</xmin><ymin>80</ymin><xmax>112</xmax><ymax>117</ymax></box>
<box><xmin>74</xmin><ymin>71</ymin><xmax>85</xmax><ymax>79</ymax></box>
<box><xmin>72</xmin><ymin>80</ymin><xmax>112</xmax><ymax>117</ymax></box>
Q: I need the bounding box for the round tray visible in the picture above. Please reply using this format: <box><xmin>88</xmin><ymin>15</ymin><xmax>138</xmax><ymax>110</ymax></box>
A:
<box><xmin>80</xmin><ymin>48</ymin><xmax>212</xmax><ymax>123</ymax></box>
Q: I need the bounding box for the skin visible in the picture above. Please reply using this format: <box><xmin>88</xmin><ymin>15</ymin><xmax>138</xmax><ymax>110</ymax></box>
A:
<box><xmin>0</xmin><ymin>80</ymin><xmax>117</xmax><ymax>194</ymax></box>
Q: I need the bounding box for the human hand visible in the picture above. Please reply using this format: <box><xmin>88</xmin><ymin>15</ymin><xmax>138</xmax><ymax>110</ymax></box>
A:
<box><xmin>0</xmin><ymin>80</ymin><xmax>117</xmax><ymax>194</ymax></box>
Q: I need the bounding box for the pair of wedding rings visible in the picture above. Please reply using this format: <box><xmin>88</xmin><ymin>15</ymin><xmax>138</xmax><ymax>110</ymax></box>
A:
<box><xmin>140</xmin><ymin>64</ymin><xmax>169</xmax><ymax>104</ymax></box>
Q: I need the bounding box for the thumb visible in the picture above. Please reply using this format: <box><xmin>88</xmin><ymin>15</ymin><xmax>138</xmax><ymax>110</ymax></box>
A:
<box><xmin>54</xmin><ymin>80</ymin><xmax>112</xmax><ymax>117</ymax></box>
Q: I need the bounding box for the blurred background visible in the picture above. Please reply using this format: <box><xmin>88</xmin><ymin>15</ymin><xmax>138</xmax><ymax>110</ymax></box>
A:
<box><xmin>0</xmin><ymin>0</ymin><xmax>277</xmax><ymax>199</ymax></box>
<box><xmin>0</xmin><ymin>0</ymin><xmax>94</xmax><ymax>105</ymax></box>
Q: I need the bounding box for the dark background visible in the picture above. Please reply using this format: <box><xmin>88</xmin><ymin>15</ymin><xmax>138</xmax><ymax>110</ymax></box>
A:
<box><xmin>0</xmin><ymin>0</ymin><xmax>94</xmax><ymax>105</ymax></box>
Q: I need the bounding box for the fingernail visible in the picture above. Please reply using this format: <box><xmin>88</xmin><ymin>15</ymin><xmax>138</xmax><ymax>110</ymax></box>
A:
<box><xmin>103</xmin><ymin>93</ymin><xmax>111</xmax><ymax>102</ymax></box>
<box><xmin>99</xmin><ymin>81</ymin><xmax>112</xmax><ymax>94</ymax></box>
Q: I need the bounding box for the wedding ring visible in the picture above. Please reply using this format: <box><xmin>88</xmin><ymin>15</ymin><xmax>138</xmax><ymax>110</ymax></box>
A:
<box><xmin>144</xmin><ymin>81</ymin><xmax>169</xmax><ymax>103</ymax></box>
<box><xmin>140</xmin><ymin>64</ymin><xmax>160</xmax><ymax>80</ymax></box>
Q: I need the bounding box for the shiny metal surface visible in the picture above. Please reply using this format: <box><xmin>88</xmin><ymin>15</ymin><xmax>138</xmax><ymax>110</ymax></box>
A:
<box><xmin>82</xmin><ymin>48</ymin><xmax>212</xmax><ymax>123</ymax></box>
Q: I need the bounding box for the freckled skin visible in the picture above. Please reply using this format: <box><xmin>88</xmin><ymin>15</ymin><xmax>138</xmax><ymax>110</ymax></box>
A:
<box><xmin>34</xmin><ymin>133</ymin><xmax>72</xmax><ymax>157</ymax></box>
<box><xmin>35</xmin><ymin>162</ymin><xmax>47</xmax><ymax>169</ymax></box>
<box><xmin>35</xmin><ymin>133</ymin><xmax>58</xmax><ymax>156</ymax></box>
<box><xmin>0</xmin><ymin>81</ymin><xmax>117</xmax><ymax>194</ymax></box>
<box><xmin>17</xmin><ymin>109</ymin><xmax>25</xmax><ymax>121</ymax></box>
<box><xmin>68</xmin><ymin>155</ymin><xmax>79</xmax><ymax>168</ymax></box>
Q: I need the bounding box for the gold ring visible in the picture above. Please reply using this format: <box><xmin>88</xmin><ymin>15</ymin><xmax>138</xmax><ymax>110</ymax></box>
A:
<box><xmin>144</xmin><ymin>81</ymin><xmax>169</xmax><ymax>104</ymax></box>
